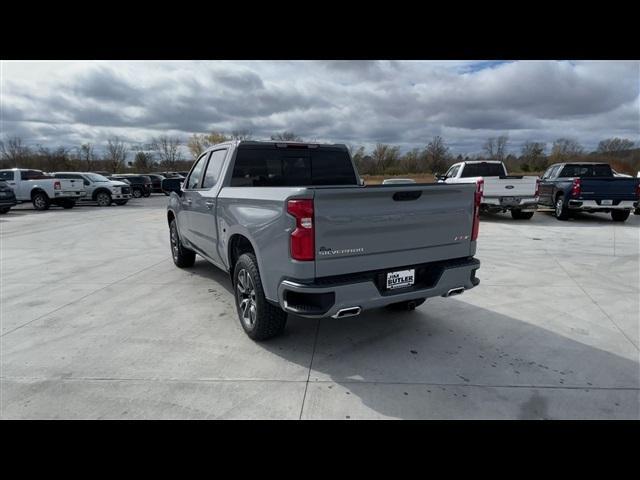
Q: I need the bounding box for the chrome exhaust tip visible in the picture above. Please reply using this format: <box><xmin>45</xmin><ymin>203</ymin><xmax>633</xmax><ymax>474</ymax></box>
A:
<box><xmin>331</xmin><ymin>306</ymin><xmax>362</xmax><ymax>318</ymax></box>
<box><xmin>443</xmin><ymin>287</ymin><xmax>465</xmax><ymax>298</ymax></box>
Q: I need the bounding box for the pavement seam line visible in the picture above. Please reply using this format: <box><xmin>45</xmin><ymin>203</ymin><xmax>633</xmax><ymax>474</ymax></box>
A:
<box><xmin>0</xmin><ymin>258</ymin><xmax>170</xmax><ymax>338</ymax></box>
<box><xmin>1</xmin><ymin>376</ymin><xmax>638</xmax><ymax>391</ymax></box>
<box><xmin>551</xmin><ymin>255</ymin><xmax>639</xmax><ymax>353</ymax></box>
<box><xmin>298</xmin><ymin>318</ymin><xmax>321</xmax><ymax>420</ymax></box>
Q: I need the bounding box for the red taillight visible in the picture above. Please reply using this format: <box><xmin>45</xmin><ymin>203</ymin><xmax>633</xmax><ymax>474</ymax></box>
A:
<box><xmin>635</xmin><ymin>181</ymin><xmax>640</xmax><ymax>199</ymax></box>
<box><xmin>287</xmin><ymin>199</ymin><xmax>314</xmax><ymax>261</ymax></box>
<box><xmin>534</xmin><ymin>178</ymin><xmax>540</xmax><ymax>197</ymax></box>
<box><xmin>571</xmin><ymin>178</ymin><xmax>581</xmax><ymax>198</ymax></box>
<box><xmin>471</xmin><ymin>179</ymin><xmax>483</xmax><ymax>241</ymax></box>
<box><xmin>54</xmin><ymin>181</ymin><xmax>61</xmax><ymax>190</ymax></box>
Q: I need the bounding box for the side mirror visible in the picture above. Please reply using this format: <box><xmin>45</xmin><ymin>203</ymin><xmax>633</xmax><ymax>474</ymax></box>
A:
<box><xmin>435</xmin><ymin>173</ymin><xmax>446</xmax><ymax>181</ymax></box>
<box><xmin>84</xmin><ymin>180</ymin><xmax>90</xmax><ymax>186</ymax></box>
<box><xmin>359</xmin><ymin>177</ymin><xmax>365</xmax><ymax>186</ymax></box>
<box><xmin>162</xmin><ymin>178</ymin><xmax>183</xmax><ymax>196</ymax></box>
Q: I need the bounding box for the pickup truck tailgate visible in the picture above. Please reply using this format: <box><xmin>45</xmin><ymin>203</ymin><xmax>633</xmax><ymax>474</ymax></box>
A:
<box><xmin>313</xmin><ymin>184</ymin><xmax>476</xmax><ymax>277</ymax></box>
<box><xmin>483</xmin><ymin>176</ymin><xmax>537</xmax><ymax>198</ymax></box>
<box><xmin>59</xmin><ymin>178</ymin><xmax>84</xmax><ymax>192</ymax></box>
<box><xmin>579</xmin><ymin>177</ymin><xmax>639</xmax><ymax>200</ymax></box>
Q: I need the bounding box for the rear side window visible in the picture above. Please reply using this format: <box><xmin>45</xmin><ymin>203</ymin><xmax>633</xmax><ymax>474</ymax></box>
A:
<box><xmin>559</xmin><ymin>164</ymin><xmax>613</xmax><ymax>177</ymax></box>
<box><xmin>461</xmin><ymin>163</ymin><xmax>505</xmax><ymax>177</ymax></box>
<box><xmin>202</xmin><ymin>149</ymin><xmax>227</xmax><ymax>189</ymax></box>
<box><xmin>0</xmin><ymin>171</ymin><xmax>15</xmax><ymax>181</ymax></box>
<box><xmin>230</xmin><ymin>146</ymin><xmax>356</xmax><ymax>187</ymax></box>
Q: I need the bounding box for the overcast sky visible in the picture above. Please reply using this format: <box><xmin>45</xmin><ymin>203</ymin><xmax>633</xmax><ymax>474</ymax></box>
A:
<box><xmin>1</xmin><ymin>60</ymin><xmax>638</xmax><ymax>155</ymax></box>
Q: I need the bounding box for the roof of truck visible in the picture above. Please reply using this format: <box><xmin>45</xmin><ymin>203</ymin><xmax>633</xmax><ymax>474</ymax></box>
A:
<box><xmin>204</xmin><ymin>140</ymin><xmax>348</xmax><ymax>150</ymax></box>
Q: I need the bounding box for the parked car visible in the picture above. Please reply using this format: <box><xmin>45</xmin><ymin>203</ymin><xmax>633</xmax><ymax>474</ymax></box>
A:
<box><xmin>166</xmin><ymin>140</ymin><xmax>482</xmax><ymax>340</ymax></box>
<box><xmin>52</xmin><ymin>172</ymin><xmax>132</xmax><ymax>206</ymax></box>
<box><xmin>538</xmin><ymin>162</ymin><xmax>640</xmax><ymax>222</ymax></box>
<box><xmin>161</xmin><ymin>177</ymin><xmax>183</xmax><ymax>195</ymax></box>
<box><xmin>437</xmin><ymin>160</ymin><xmax>539</xmax><ymax>220</ymax></box>
<box><xmin>154</xmin><ymin>171</ymin><xmax>185</xmax><ymax>179</ymax></box>
<box><xmin>144</xmin><ymin>174</ymin><xmax>166</xmax><ymax>193</ymax></box>
<box><xmin>110</xmin><ymin>175</ymin><xmax>152</xmax><ymax>198</ymax></box>
<box><xmin>612</xmin><ymin>169</ymin><xmax>632</xmax><ymax>178</ymax></box>
<box><xmin>635</xmin><ymin>171</ymin><xmax>640</xmax><ymax>215</ymax></box>
<box><xmin>382</xmin><ymin>178</ymin><xmax>416</xmax><ymax>185</ymax></box>
<box><xmin>0</xmin><ymin>168</ymin><xmax>85</xmax><ymax>210</ymax></box>
<box><xmin>0</xmin><ymin>180</ymin><xmax>17</xmax><ymax>213</ymax></box>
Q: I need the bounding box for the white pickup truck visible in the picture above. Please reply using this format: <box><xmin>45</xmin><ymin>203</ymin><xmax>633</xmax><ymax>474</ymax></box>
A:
<box><xmin>0</xmin><ymin>168</ymin><xmax>86</xmax><ymax>210</ymax></box>
<box><xmin>437</xmin><ymin>161</ymin><xmax>539</xmax><ymax>220</ymax></box>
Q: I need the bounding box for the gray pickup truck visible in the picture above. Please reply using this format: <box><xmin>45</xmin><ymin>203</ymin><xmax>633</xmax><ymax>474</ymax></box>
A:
<box><xmin>166</xmin><ymin>141</ymin><xmax>482</xmax><ymax>340</ymax></box>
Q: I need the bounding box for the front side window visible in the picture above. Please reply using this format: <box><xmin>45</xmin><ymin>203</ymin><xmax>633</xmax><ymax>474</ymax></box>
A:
<box><xmin>202</xmin><ymin>149</ymin><xmax>227</xmax><ymax>189</ymax></box>
<box><xmin>186</xmin><ymin>153</ymin><xmax>209</xmax><ymax>189</ymax></box>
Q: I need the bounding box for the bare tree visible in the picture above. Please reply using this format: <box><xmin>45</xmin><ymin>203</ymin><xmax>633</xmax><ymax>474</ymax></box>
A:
<box><xmin>77</xmin><ymin>143</ymin><xmax>96</xmax><ymax>171</ymax></box>
<box><xmin>597</xmin><ymin>137</ymin><xmax>635</xmax><ymax>153</ymax></box>
<box><xmin>483</xmin><ymin>135</ymin><xmax>509</xmax><ymax>161</ymax></box>
<box><xmin>0</xmin><ymin>136</ymin><xmax>31</xmax><ymax>167</ymax></box>
<box><xmin>151</xmin><ymin>135</ymin><xmax>183</xmax><ymax>170</ymax></box>
<box><xmin>231</xmin><ymin>130</ymin><xmax>252</xmax><ymax>141</ymax></box>
<box><xmin>131</xmin><ymin>147</ymin><xmax>155</xmax><ymax>172</ymax></box>
<box><xmin>187</xmin><ymin>134</ymin><xmax>209</xmax><ymax>159</ymax></box>
<box><xmin>550</xmin><ymin>138</ymin><xmax>583</xmax><ymax>163</ymax></box>
<box><xmin>105</xmin><ymin>137</ymin><xmax>128</xmax><ymax>173</ymax></box>
<box><xmin>371</xmin><ymin>144</ymin><xmax>400</xmax><ymax>174</ymax></box>
<box><xmin>425</xmin><ymin>135</ymin><xmax>450</xmax><ymax>173</ymax></box>
<box><xmin>520</xmin><ymin>141</ymin><xmax>547</xmax><ymax>171</ymax></box>
<box><xmin>270</xmin><ymin>131</ymin><xmax>302</xmax><ymax>142</ymax></box>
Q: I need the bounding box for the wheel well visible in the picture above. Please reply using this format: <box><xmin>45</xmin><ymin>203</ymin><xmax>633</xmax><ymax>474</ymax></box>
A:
<box><xmin>93</xmin><ymin>188</ymin><xmax>111</xmax><ymax>200</ymax></box>
<box><xmin>167</xmin><ymin>210</ymin><xmax>175</xmax><ymax>226</ymax></box>
<box><xmin>31</xmin><ymin>188</ymin><xmax>47</xmax><ymax>199</ymax></box>
<box><xmin>228</xmin><ymin>234</ymin><xmax>255</xmax><ymax>271</ymax></box>
<box><xmin>555</xmin><ymin>191</ymin><xmax>564</xmax><ymax>202</ymax></box>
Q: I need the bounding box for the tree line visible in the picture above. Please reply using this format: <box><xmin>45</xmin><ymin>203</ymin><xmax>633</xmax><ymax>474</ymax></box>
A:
<box><xmin>1</xmin><ymin>132</ymin><xmax>638</xmax><ymax>176</ymax></box>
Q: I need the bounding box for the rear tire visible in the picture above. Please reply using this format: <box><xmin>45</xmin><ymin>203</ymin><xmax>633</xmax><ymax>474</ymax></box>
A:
<box><xmin>0</xmin><ymin>207</ymin><xmax>10</xmax><ymax>214</ymax></box>
<box><xmin>61</xmin><ymin>200</ymin><xmax>75</xmax><ymax>209</ymax></box>
<box><xmin>554</xmin><ymin>195</ymin><xmax>570</xmax><ymax>221</ymax></box>
<box><xmin>169</xmin><ymin>219</ymin><xmax>196</xmax><ymax>268</ymax></box>
<box><xmin>233</xmin><ymin>253</ymin><xmax>287</xmax><ymax>341</ymax></box>
<box><xmin>611</xmin><ymin>210</ymin><xmax>630</xmax><ymax>222</ymax></box>
<box><xmin>32</xmin><ymin>192</ymin><xmax>50</xmax><ymax>211</ymax></box>
<box><xmin>132</xmin><ymin>188</ymin><xmax>143</xmax><ymax>198</ymax></box>
<box><xmin>386</xmin><ymin>298</ymin><xmax>426</xmax><ymax>311</ymax></box>
<box><xmin>511</xmin><ymin>209</ymin><xmax>534</xmax><ymax>220</ymax></box>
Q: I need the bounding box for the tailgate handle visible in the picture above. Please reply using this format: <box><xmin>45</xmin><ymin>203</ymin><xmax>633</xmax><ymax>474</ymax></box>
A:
<box><xmin>393</xmin><ymin>190</ymin><xmax>422</xmax><ymax>201</ymax></box>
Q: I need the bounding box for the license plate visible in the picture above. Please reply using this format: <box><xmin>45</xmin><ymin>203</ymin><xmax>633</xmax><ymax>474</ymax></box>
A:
<box><xmin>386</xmin><ymin>269</ymin><xmax>415</xmax><ymax>290</ymax></box>
<box><xmin>501</xmin><ymin>197</ymin><xmax>518</xmax><ymax>204</ymax></box>
<box><xmin>601</xmin><ymin>199</ymin><xmax>613</xmax><ymax>206</ymax></box>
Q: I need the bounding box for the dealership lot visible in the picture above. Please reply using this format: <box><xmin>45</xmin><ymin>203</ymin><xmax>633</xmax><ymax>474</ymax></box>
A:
<box><xmin>1</xmin><ymin>196</ymin><xmax>638</xmax><ymax>419</ymax></box>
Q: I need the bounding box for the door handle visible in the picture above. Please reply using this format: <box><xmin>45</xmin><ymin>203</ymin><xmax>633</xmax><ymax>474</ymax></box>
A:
<box><xmin>205</xmin><ymin>200</ymin><xmax>215</xmax><ymax>209</ymax></box>
<box><xmin>184</xmin><ymin>198</ymin><xmax>192</xmax><ymax>205</ymax></box>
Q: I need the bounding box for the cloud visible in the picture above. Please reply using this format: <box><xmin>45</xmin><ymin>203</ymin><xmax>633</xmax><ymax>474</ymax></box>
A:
<box><xmin>1</xmin><ymin>60</ymin><xmax>638</xmax><ymax>156</ymax></box>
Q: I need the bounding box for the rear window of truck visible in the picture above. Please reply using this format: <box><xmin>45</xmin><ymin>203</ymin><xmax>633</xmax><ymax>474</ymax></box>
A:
<box><xmin>230</xmin><ymin>146</ymin><xmax>357</xmax><ymax>187</ymax></box>
<box><xmin>460</xmin><ymin>163</ymin><xmax>505</xmax><ymax>177</ymax></box>
<box><xmin>559</xmin><ymin>164</ymin><xmax>613</xmax><ymax>177</ymax></box>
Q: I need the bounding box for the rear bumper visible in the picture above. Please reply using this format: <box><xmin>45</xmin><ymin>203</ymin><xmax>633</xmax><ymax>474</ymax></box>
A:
<box><xmin>482</xmin><ymin>196</ymin><xmax>538</xmax><ymax>211</ymax></box>
<box><xmin>568</xmin><ymin>199</ymin><xmax>637</xmax><ymax>210</ymax></box>
<box><xmin>277</xmin><ymin>257</ymin><xmax>480</xmax><ymax>319</ymax></box>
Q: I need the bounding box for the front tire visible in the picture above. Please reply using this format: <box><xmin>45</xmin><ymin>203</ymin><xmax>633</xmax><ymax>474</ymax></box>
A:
<box><xmin>233</xmin><ymin>253</ymin><xmax>287</xmax><ymax>341</ymax></box>
<box><xmin>554</xmin><ymin>195</ymin><xmax>570</xmax><ymax>221</ymax></box>
<box><xmin>32</xmin><ymin>192</ymin><xmax>50</xmax><ymax>211</ymax></box>
<box><xmin>96</xmin><ymin>191</ymin><xmax>112</xmax><ymax>207</ymax></box>
<box><xmin>611</xmin><ymin>210</ymin><xmax>630</xmax><ymax>222</ymax></box>
<box><xmin>61</xmin><ymin>199</ymin><xmax>75</xmax><ymax>209</ymax></box>
<box><xmin>169</xmin><ymin>219</ymin><xmax>196</xmax><ymax>268</ymax></box>
<box><xmin>511</xmin><ymin>209</ymin><xmax>534</xmax><ymax>220</ymax></box>
<box><xmin>132</xmin><ymin>188</ymin><xmax>143</xmax><ymax>198</ymax></box>
<box><xmin>114</xmin><ymin>200</ymin><xmax>128</xmax><ymax>206</ymax></box>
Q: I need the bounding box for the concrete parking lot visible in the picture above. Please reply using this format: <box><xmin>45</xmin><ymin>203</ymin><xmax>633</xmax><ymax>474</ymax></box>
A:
<box><xmin>1</xmin><ymin>196</ymin><xmax>638</xmax><ymax>419</ymax></box>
